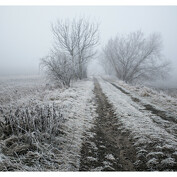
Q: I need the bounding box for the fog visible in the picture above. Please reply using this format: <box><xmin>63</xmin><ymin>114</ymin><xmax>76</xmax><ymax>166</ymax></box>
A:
<box><xmin>0</xmin><ymin>6</ymin><xmax>177</xmax><ymax>86</ymax></box>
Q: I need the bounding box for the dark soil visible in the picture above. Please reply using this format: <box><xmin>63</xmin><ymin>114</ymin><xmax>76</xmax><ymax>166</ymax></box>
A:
<box><xmin>79</xmin><ymin>79</ymin><xmax>138</xmax><ymax>171</ymax></box>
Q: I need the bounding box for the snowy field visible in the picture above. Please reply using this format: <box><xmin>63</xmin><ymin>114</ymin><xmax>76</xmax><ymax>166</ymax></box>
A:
<box><xmin>0</xmin><ymin>75</ymin><xmax>96</xmax><ymax>171</ymax></box>
<box><xmin>0</xmin><ymin>75</ymin><xmax>176</xmax><ymax>171</ymax></box>
<box><xmin>100</xmin><ymin>77</ymin><xmax>177</xmax><ymax>170</ymax></box>
<box><xmin>0</xmin><ymin>75</ymin><xmax>46</xmax><ymax>107</ymax></box>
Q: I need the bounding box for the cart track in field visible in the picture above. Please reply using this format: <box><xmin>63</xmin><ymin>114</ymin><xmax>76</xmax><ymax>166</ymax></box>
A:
<box><xmin>79</xmin><ymin>79</ymin><xmax>138</xmax><ymax>171</ymax></box>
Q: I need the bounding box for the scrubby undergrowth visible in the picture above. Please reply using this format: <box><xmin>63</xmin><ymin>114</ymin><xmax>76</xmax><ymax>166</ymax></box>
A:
<box><xmin>0</xmin><ymin>77</ymin><xmax>96</xmax><ymax>171</ymax></box>
<box><xmin>0</xmin><ymin>103</ymin><xmax>66</xmax><ymax>171</ymax></box>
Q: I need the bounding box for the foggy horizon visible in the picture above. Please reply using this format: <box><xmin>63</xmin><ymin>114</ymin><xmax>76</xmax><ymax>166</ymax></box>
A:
<box><xmin>1</xmin><ymin>4</ymin><xmax>177</xmax><ymax>172</ymax></box>
<box><xmin>0</xmin><ymin>6</ymin><xmax>177</xmax><ymax>86</ymax></box>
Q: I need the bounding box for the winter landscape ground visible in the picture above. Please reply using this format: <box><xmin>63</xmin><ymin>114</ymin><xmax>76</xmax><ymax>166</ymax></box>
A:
<box><xmin>0</xmin><ymin>75</ymin><xmax>177</xmax><ymax>171</ymax></box>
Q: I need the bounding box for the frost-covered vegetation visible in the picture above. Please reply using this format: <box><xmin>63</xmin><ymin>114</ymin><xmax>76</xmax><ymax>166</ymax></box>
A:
<box><xmin>0</xmin><ymin>103</ymin><xmax>66</xmax><ymax>171</ymax></box>
<box><xmin>0</xmin><ymin>75</ymin><xmax>177</xmax><ymax>171</ymax></box>
<box><xmin>0</xmin><ymin>76</ymin><xmax>96</xmax><ymax>171</ymax></box>
<box><xmin>0</xmin><ymin>75</ymin><xmax>46</xmax><ymax>106</ymax></box>
<box><xmin>114</xmin><ymin>79</ymin><xmax>177</xmax><ymax>119</ymax></box>
<box><xmin>99</xmin><ymin>78</ymin><xmax>177</xmax><ymax>171</ymax></box>
<box><xmin>154</xmin><ymin>88</ymin><xmax>177</xmax><ymax>98</ymax></box>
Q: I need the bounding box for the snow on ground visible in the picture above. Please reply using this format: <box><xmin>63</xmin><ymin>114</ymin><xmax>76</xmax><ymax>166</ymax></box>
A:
<box><xmin>0</xmin><ymin>76</ymin><xmax>97</xmax><ymax>171</ymax></box>
<box><xmin>99</xmin><ymin>78</ymin><xmax>177</xmax><ymax>170</ymax></box>
<box><xmin>0</xmin><ymin>75</ymin><xmax>46</xmax><ymax>107</ymax></box>
<box><xmin>111</xmin><ymin>79</ymin><xmax>177</xmax><ymax>119</ymax></box>
<box><xmin>1</xmin><ymin>75</ymin><xmax>177</xmax><ymax>171</ymax></box>
<box><xmin>52</xmin><ymin>80</ymin><xmax>97</xmax><ymax>170</ymax></box>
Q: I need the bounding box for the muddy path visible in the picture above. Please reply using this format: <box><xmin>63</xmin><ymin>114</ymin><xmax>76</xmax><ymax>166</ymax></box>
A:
<box><xmin>79</xmin><ymin>79</ymin><xmax>138</xmax><ymax>171</ymax></box>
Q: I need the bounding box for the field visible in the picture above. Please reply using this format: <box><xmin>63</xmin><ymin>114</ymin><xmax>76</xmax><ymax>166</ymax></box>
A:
<box><xmin>0</xmin><ymin>75</ymin><xmax>177</xmax><ymax>171</ymax></box>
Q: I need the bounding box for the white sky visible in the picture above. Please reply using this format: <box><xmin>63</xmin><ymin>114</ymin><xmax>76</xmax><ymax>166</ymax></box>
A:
<box><xmin>0</xmin><ymin>6</ymin><xmax>177</xmax><ymax>84</ymax></box>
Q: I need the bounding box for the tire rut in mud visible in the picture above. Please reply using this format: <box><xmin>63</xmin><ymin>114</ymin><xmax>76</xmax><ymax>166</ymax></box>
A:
<box><xmin>79</xmin><ymin>79</ymin><xmax>137</xmax><ymax>171</ymax></box>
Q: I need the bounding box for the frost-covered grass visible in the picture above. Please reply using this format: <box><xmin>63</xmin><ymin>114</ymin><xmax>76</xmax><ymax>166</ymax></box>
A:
<box><xmin>0</xmin><ymin>103</ymin><xmax>66</xmax><ymax>171</ymax></box>
<box><xmin>112</xmin><ymin>79</ymin><xmax>177</xmax><ymax>119</ymax></box>
<box><xmin>99</xmin><ymin>78</ymin><xmax>177</xmax><ymax>171</ymax></box>
<box><xmin>0</xmin><ymin>76</ymin><xmax>96</xmax><ymax>171</ymax></box>
<box><xmin>158</xmin><ymin>88</ymin><xmax>177</xmax><ymax>98</ymax></box>
<box><xmin>106</xmin><ymin>78</ymin><xmax>177</xmax><ymax>137</ymax></box>
<box><xmin>1</xmin><ymin>75</ymin><xmax>176</xmax><ymax>171</ymax></box>
<box><xmin>0</xmin><ymin>75</ymin><xmax>47</xmax><ymax>107</ymax></box>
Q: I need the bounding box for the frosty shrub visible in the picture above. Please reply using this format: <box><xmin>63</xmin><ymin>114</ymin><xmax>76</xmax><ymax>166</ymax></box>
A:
<box><xmin>0</xmin><ymin>103</ymin><xmax>66</xmax><ymax>171</ymax></box>
<box><xmin>3</xmin><ymin>103</ymin><xmax>64</xmax><ymax>138</ymax></box>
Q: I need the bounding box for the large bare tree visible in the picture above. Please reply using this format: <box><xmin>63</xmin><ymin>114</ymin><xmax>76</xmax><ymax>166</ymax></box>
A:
<box><xmin>51</xmin><ymin>18</ymin><xmax>99</xmax><ymax>79</ymax></box>
<box><xmin>41</xmin><ymin>18</ymin><xmax>99</xmax><ymax>87</ymax></box>
<box><xmin>102</xmin><ymin>31</ymin><xmax>170</xmax><ymax>83</ymax></box>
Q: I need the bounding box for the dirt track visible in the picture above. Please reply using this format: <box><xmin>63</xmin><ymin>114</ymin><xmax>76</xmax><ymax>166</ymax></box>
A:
<box><xmin>79</xmin><ymin>79</ymin><xmax>138</xmax><ymax>171</ymax></box>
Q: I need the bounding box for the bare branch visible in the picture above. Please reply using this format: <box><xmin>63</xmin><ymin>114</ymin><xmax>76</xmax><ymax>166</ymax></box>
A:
<box><xmin>102</xmin><ymin>31</ymin><xmax>170</xmax><ymax>83</ymax></box>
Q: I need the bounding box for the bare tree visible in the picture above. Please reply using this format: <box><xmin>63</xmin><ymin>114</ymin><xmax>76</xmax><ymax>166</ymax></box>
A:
<box><xmin>41</xmin><ymin>51</ymin><xmax>73</xmax><ymax>87</ymax></box>
<box><xmin>41</xmin><ymin>18</ymin><xmax>99</xmax><ymax>87</ymax></box>
<box><xmin>102</xmin><ymin>31</ymin><xmax>170</xmax><ymax>83</ymax></box>
<box><xmin>51</xmin><ymin>18</ymin><xmax>99</xmax><ymax>79</ymax></box>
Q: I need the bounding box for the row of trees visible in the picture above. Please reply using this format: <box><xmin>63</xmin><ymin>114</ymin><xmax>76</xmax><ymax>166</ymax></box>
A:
<box><xmin>41</xmin><ymin>18</ymin><xmax>169</xmax><ymax>87</ymax></box>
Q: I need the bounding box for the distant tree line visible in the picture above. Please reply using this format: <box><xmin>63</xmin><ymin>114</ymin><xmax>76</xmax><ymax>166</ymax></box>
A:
<box><xmin>41</xmin><ymin>18</ymin><xmax>169</xmax><ymax>87</ymax></box>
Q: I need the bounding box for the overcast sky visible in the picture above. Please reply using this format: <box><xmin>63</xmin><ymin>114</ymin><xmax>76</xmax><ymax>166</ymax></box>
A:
<box><xmin>0</xmin><ymin>6</ymin><xmax>177</xmax><ymax>84</ymax></box>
